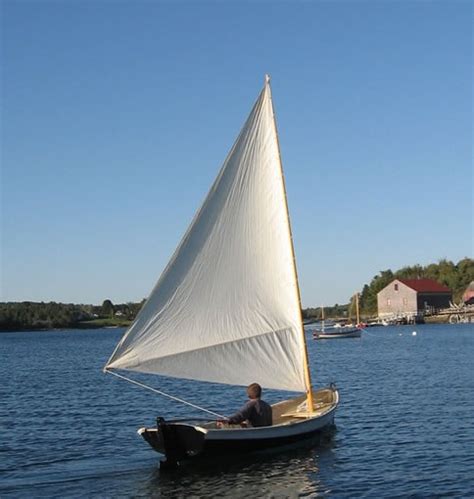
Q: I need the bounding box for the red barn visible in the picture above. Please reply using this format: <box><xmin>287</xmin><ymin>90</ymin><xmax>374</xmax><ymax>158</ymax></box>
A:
<box><xmin>377</xmin><ymin>278</ymin><xmax>452</xmax><ymax>318</ymax></box>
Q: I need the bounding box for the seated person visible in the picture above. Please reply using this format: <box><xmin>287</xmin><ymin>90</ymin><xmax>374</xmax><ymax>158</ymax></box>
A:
<box><xmin>221</xmin><ymin>383</ymin><xmax>272</xmax><ymax>427</ymax></box>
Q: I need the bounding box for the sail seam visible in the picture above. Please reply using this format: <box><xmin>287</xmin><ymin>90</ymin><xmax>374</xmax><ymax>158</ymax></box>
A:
<box><xmin>111</xmin><ymin>326</ymin><xmax>297</xmax><ymax>367</ymax></box>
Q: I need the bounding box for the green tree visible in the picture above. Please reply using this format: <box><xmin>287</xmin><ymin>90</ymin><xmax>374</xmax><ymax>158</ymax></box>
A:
<box><xmin>101</xmin><ymin>299</ymin><xmax>115</xmax><ymax>318</ymax></box>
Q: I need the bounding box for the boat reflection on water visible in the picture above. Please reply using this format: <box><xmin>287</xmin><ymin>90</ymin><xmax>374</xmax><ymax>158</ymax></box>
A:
<box><xmin>134</xmin><ymin>427</ymin><xmax>337</xmax><ymax>498</ymax></box>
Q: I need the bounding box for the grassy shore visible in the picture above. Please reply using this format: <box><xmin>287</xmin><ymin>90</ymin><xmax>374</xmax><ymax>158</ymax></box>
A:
<box><xmin>76</xmin><ymin>317</ymin><xmax>132</xmax><ymax>328</ymax></box>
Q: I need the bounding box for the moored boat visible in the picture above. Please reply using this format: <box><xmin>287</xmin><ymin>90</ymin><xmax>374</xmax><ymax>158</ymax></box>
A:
<box><xmin>313</xmin><ymin>294</ymin><xmax>364</xmax><ymax>339</ymax></box>
<box><xmin>313</xmin><ymin>327</ymin><xmax>362</xmax><ymax>339</ymax></box>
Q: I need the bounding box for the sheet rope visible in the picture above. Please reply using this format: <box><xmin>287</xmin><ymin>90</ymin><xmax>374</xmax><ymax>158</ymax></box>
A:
<box><xmin>105</xmin><ymin>369</ymin><xmax>225</xmax><ymax>419</ymax></box>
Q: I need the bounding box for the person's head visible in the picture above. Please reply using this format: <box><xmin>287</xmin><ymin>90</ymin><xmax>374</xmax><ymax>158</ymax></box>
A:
<box><xmin>247</xmin><ymin>383</ymin><xmax>262</xmax><ymax>400</ymax></box>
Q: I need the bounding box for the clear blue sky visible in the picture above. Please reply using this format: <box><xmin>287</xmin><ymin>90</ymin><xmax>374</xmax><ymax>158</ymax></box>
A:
<box><xmin>1</xmin><ymin>0</ymin><xmax>472</xmax><ymax>307</ymax></box>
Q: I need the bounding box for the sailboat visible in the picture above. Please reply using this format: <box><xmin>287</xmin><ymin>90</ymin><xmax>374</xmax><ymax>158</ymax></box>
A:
<box><xmin>104</xmin><ymin>75</ymin><xmax>339</xmax><ymax>467</ymax></box>
<box><xmin>314</xmin><ymin>294</ymin><xmax>363</xmax><ymax>339</ymax></box>
<box><xmin>311</xmin><ymin>306</ymin><xmax>329</xmax><ymax>338</ymax></box>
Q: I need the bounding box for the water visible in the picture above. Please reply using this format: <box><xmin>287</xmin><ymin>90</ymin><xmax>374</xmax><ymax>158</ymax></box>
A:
<box><xmin>1</xmin><ymin>324</ymin><xmax>473</xmax><ymax>497</ymax></box>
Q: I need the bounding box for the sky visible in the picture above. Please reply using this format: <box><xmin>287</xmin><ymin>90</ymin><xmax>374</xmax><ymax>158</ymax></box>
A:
<box><xmin>1</xmin><ymin>0</ymin><xmax>472</xmax><ymax>307</ymax></box>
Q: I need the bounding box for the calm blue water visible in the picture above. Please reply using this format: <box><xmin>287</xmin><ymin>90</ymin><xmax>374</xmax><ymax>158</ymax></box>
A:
<box><xmin>1</xmin><ymin>324</ymin><xmax>473</xmax><ymax>498</ymax></box>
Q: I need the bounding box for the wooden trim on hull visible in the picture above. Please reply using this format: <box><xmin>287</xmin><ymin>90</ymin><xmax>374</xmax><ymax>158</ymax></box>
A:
<box><xmin>202</xmin><ymin>409</ymin><xmax>336</xmax><ymax>456</ymax></box>
<box><xmin>138</xmin><ymin>387</ymin><xmax>339</xmax><ymax>465</ymax></box>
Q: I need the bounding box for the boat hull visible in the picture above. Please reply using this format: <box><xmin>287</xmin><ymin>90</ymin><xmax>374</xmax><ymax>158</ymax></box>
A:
<box><xmin>313</xmin><ymin>328</ymin><xmax>362</xmax><ymax>339</ymax></box>
<box><xmin>138</xmin><ymin>387</ymin><xmax>338</xmax><ymax>466</ymax></box>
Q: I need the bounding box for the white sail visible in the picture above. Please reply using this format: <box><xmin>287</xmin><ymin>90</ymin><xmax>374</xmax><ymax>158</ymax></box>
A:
<box><xmin>105</xmin><ymin>79</ymin><xmax>307</xmax><ymax>392</ymax></box>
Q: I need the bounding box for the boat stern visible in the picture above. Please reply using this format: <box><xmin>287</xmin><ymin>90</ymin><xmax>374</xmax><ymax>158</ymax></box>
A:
<box><xmin>138</xmin><ymin>418</ymin><xmax>207</xmax><ymax>464</ymax></box>
<box><xmin>138</xmin><ymin>426</ymin><xmax>165</xmax><ymax>454</ymax></box>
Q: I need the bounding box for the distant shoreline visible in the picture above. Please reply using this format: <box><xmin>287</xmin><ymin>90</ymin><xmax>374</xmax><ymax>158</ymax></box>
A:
<box><xmin>0</xmin><ymin>320</ymin><xmax>132</xmax><ymax>333</ymax></box>
<box><xmin>1</xmin><ymin>314</ymin><xmax>457</xmax><ymax>333</ymax></box>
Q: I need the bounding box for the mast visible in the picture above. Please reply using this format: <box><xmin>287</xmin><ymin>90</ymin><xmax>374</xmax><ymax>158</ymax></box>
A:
<box><xmin>356</xmin><ymin>292</ymin><xmax>360</xmax><ymax>325</ymax></box>
<box><xmin>266</xmin><ymin>74</ymin><xmax>314</xmax><ymax>412</ymax></box>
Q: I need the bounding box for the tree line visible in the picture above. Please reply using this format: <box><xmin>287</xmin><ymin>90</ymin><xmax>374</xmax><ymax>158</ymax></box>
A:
<box><xmin>2</xmin><ymin>258</ymin><xmax>472</xmax><ymax>329</ymax></box>
<box><xmin>0</xmin><ymin>299</ymin><xmax>145</xmax><ymax>331</ymax></box>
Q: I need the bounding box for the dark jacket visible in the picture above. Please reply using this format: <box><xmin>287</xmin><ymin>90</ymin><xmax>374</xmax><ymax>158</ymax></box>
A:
<box><xmin>227</xmin><ymin>398</ymin><xmax>272</xmax><ymax>427</ymax></box>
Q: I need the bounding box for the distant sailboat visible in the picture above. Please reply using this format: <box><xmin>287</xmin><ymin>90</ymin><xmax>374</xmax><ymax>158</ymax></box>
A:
<box><xmin>311</xmin><ymin>306</ymin><xmax>328</xmax><ymax>337</ymax></box>
<box><xmin>104</xmin><ymin>76</ymin><xmax>339</xmax><ymax>467</ymax></box>
<box><xmin>314</xmin><ymin>294</ymin><xmax>363</xmax><ymax>339</ymax></box>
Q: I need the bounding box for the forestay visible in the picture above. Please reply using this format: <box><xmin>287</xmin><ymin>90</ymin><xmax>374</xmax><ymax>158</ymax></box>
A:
<box><xmin>105</xmin><ymin>78</ymin><xmax>307</xmax><ymax>392</ymax></box>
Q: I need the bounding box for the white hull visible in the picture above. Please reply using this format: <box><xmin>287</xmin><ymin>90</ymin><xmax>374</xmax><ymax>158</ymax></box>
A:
<box><xmin>313</xmin><ymin>327</ymin><xmax>362</xmax><ymax>339</ymax></box>
<box><xmin>138</xmin><ymin>387</ymin><xmax>339</xmax><ymax>466</ymax></box>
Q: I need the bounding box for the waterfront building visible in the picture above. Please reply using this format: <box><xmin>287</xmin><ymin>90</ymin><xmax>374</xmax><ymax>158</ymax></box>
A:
<box><xmin>377</xmin><ymin>278</ymin><xmax>452</xmax><ymax>318</ymax></box>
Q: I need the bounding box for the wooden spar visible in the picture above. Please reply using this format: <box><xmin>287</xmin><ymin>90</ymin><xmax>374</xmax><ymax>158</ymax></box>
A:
<box><xmin>266</xmin><ymin>75</ymin><xmax>314</xmax><ymax>412</ymax></box>
<box><xmin>356</xmin><ymin>293</ymin><xmax>360</xmax><ymax>325</ymax></box>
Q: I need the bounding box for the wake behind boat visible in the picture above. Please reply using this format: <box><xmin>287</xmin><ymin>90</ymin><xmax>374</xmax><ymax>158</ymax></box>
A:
<box><xmin>104</xmin><ymin>75</ymin><xmax>339</xmax><ymax>467</ymax></box>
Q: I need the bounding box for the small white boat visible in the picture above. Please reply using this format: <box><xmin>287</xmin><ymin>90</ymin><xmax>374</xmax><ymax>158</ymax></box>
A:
<box><xmin>104</xmin><ymin>75</ymin><xmax>339</xmax><ymax>467</ymax></box>
<box><xmin>313</xmin><ymin>327</ymin><xmax>362</xmax><ymax>339</ymax></box>
<box><xmin>313</xmin><ymin>294</ymin><xmax>364</xmax><ymax>339</ymax></box>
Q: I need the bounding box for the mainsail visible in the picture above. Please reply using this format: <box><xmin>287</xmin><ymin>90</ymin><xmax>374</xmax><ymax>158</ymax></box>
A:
<box><xmin>105</xmin><ymin>77</ymin><xmax>307</xmax><ymax>393</ymax></box>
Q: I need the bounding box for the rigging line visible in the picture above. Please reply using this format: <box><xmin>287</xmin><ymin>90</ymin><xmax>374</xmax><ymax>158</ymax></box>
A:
<box><xmin>105</xmin><ymin>370</ymin><xmax>225</xmax><ymax>419</ymax></box>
